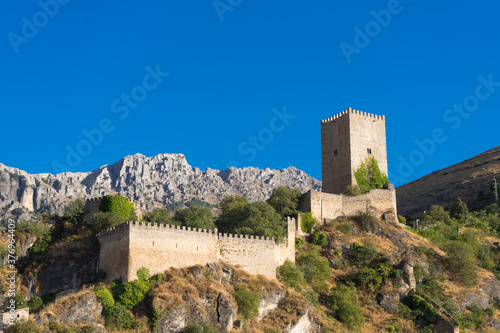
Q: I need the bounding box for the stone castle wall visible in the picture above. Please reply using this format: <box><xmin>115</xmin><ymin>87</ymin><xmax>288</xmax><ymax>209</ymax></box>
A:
<box><xmin>321</xmin><ymin>108</ymin><xmax>387</xmax><ymax>194</ymax></box>
<box><xmin>300</xmin><ymin>188</ymin><xmax>397</xmax><ymax>223</ymax></box>
<box><xmin>98</xmin><ymin>217</ymin><xmax>296</xmax><ymax>283</ymax></box>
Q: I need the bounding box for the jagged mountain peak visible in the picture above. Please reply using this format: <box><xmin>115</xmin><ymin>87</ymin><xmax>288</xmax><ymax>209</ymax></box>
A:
<box><xmin>0</xmin><ymin>154</ymin><xmax>321</xmax><ymax>219</ymax></box>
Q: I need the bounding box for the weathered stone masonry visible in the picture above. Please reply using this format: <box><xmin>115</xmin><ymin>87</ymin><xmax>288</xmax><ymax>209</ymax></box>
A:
<box><xmin>98</xmin><ymin>217</ymin><xmax>296</xmax><ymax>283</ymax></box>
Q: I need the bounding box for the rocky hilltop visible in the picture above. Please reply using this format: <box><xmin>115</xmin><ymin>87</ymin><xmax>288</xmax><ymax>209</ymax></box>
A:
<box><xmin>0</xmin><ymin>153</ymin><xmax>321</xmax><ymax>218</ymax></box>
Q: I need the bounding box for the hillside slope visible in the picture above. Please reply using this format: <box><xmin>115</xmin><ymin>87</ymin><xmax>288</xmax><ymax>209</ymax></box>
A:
<box><xmin>397</xmin><ymin>146</ymin><xmax>500</xmax><ymax>217</ymax></box>
<box><xmin>0</xmin><ymin>153</ymin><xmax>321</xmax><ymax>219</ymax></box>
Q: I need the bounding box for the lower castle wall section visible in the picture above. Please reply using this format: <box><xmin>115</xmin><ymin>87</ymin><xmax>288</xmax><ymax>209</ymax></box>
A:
<box><xmin>302</xmin><ymin>189</ymin><xmax>397</xmax><ymax>222</ymax></box>
<box><xmin>98</xmin><ymin>223</ymin><xmax>130</xmax><ymax>283</ymax></box>
<box><xmin>218</xmin><ymin>235</ymin><xmax>277</xmax><ymax>279</ymax></box>
<box><xmin>127</xmin><ymin>223</ymin><xmax>218</xmax><ymax>283</ymax></box>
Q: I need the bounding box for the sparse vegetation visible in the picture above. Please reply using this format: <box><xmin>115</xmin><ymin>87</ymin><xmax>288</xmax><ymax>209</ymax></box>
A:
<box><xmin>353</xmin><ymin>157</ymin><xmax>389</xmax><ymax>193</ymax></box>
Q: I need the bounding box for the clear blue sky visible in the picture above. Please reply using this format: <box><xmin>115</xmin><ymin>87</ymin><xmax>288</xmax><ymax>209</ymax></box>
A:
<box><xmin>1</xmin><ymin>1</ymin><xmax>500</xmax><ymax>187</ymax></box>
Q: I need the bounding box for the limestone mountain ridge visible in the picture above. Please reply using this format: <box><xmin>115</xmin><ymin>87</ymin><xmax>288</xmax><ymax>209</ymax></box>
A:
<box><xmin>0</xmin><ymin>153</ymin><xmax>322</xmax><ymax>219</ymax></box>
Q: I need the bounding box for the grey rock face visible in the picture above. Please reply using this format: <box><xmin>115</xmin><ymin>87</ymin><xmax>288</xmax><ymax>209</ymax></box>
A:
<box><xmin>0</xmin><ymin>154</ymin><xmax>321</xmax><ymax>218</ymax></box>
<box><xmin>379</xmin><ymin>292</ymin><xmax>400</xmax><ymax>314</ymax></box>
<box><xmin>34</xmin><ymin>292</ymin><xmax>106</xmax><ymax>332</ymax></box>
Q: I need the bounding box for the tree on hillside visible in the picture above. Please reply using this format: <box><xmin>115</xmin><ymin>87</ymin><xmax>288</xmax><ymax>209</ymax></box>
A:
<box><xmin>214</xmin><ymin>195</ymin><xmax>249</xmax><ymax>232</ymax></box>
<box><xmin>266</xmin><ymin>186</ymin><xmax>302</xmax><ymax>217</ymax></box>
<box><xmin>422</xmin><ymin>205</ymin><xmax>451</xmax><ymax>227</ymax></box>
<box><xmin>450</xmin><ymin>197</ymin><xmax>469</xmax><ymax>222</ymax></box>
<box><xmin>143</xmin><ymin>208</ymin><xmax>173</xmax><ymax>225</ymax></box>
<box><xmin>99</xmin><ymin>195</ymin><xmax>136</xmax><ymax>220</ymax></box>
<box><xmin>63</xmin><ymin>198</ymin><xmax>86</xmax><ymax>225</ymax></box>
<box><xmin>172</xmin><ymin>205</ymin><xmax>215</xmax><ymax>229</ymax></box>
<box><xmin>353</xmin><ymin>157</ymin><xmax>389</xmax><ymax>193</ymax></box>
<box><xmin>215</xmin><ymin>196</ymin><xmax>286</xmax><ymax>241</ymax></box>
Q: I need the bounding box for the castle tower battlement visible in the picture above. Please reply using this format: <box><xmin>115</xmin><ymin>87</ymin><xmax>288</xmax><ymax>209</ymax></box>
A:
<box><xmin>321</xmin><ymin>107</ymin><xmax>388</xmax><ymax>194</ymax></box>
<box><xmin>321</xmin><ymin>107</ymin><xmax>385</xmax><ymax>124</ymax></box>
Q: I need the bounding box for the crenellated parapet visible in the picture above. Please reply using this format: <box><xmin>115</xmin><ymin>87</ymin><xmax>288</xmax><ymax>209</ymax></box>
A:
<box><xmin>217</xmin><ymin>232</ymin><xmax>275</xmax><ymax>244</ymax></box>
<box><xmin>128</xmin><ymin>221</ymin><xmax>218</xmax><ymax>235</ymax></box>
<box><xmin>321</xmin><ymin>107</ymin><xmax>385</xmax><ymax>124</ymax></box>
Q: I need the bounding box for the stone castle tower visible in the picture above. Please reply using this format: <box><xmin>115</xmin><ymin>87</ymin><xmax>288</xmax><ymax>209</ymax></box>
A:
<box><xmin>321</xmin><ymin>107</ymin><xmax>388</xmax><ymax>194</ymax></box>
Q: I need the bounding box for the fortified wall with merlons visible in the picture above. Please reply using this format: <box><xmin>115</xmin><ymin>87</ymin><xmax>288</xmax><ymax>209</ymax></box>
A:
<box><xmin>96</xmin><ymin>107</ymin><xmax>396</xmax><ymax>283</ymax></box>
<box><xmin>97</xmin><ymin>217</ymin><xmax>296</xmax><ymax>283</ymax></box>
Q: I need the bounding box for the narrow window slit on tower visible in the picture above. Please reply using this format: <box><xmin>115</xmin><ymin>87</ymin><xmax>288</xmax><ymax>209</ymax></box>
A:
<box><xmin>367</xmin><ymin>148</ymin><xmax>372</xmax><ymax>154</ymax></box>
<box><xmin>334</xmin><ymin>149</ymin><xmax>338</xmax><ymax>156</ymax></box>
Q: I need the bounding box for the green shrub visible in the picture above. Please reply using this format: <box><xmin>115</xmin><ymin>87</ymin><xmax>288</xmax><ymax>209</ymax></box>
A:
<box><xmin>297</xmin><ymin>246</ymin><xmax>331</xmax><ymax>283</ymax></box>
<box><xmin>295</xmin><ymin>237</ymin><xmax>305</xmax><ymax>249</ymax></box>
<box><xmin>117</xmin><ymin>279</ymin><xmax>150</xmax><ymax>309</ymax></box>
<box><xmin>102</xmin><ymin>303</ymin><xmax>133</xmax><ymax>329</ymax></box>
<box><xmin>300</xmin><ymin>212</ymin><xmax>317</xmax><ymax>234</ymax></box>
<box><xmin>304</xmin><ymin>291</ymin><xmax>319</xmax><ymax>307</ymax></box>
<box><xmin>397</xmin><ymin>215</ymin><xmax>406</xmax><ymax>224</ymax></box>
<box><xmin>443</xmin><ymin>240</ymin><xmax>477</xmax><ymax>287</ymax></box>
<box><xmin>353</xmin><ymin>157</ymin><xmax>389</xmax><ymax>193</ymax></box>
<box><xmin>338</xmin><ymin>222</ymin><xmax>353</xmax><ymax>235</ymax></box>
<box><xmin>184</xmin><ymin>322</ymin><xmax>218</xmax><ymax>333</ymax></box>
<box><xmin>349</xmin><ymin>242</ymin><xmax>378</xmax><ymax>266</ymax></box>
<box><xmin>99</xmin><ymin>195</ymin><xmax>135</xmax><ymax>219</ymax></box>
<box><xmin>330</xmin><ymin>285</ymin><xmax>364</xmax><ymax>331</ymax></box>
<box><xmin>11</xmin><ymin>320</ymin><xmax>42</xmax><ymax>333</ymax></box>
<box><xmin>49</xmin><ymin>321</ymin><xmax>76</xmax><ymax>333</ymax></box>
<box><xmin>277</xmin><ymin>259</ymin><xmax>304</xmax><ymax>291</ymax></box>
<box><xmin>94</xmin><ymin>286</ymin><xmax>115</xmax><ymax>308</ymax></box>
<box><xmin>27</xmin><ymin>295</ymin><xmax>43</xmax><ymax>312</ymax></box>
<box><xmin>355</xmin><ymin>263</ymin><xmax>392</xmax><ymax>291</ymax></box>
<box><xmin>353</xmin><ymin>209</ymin><xmax>377</xmax><ymax>232</ymax></box>
<box><xmin>63</xmin><ymin>198</ymin><xmax>86</xmax><ymax>225</ymax></box>
<box><xmin>343</xmin><ymin>185</ymin><xmax>363</xmax><ymax>196</ymax></box>
<box><xmin>79</xmin><ymin>326</ymin><xmax>95</xmax><ymax>333</ymax></box>
<box><xmin>310</xmin><ymin>232</ymin><xmax>328</xmax><ymax>247</ymax></box>
<box><xmin>386</xmin><ymin>320</ymin><xmax>402</xmax><ymax>333</ymax></box>
<box><xmin>136</xmin><ymin>267</ymin><xmax>150</xmax><ymax>281</ymax></box>
<box><xmin>234</xmin><ymin>285</ymin><xmax>260</xmax><ymax>319</ymax></box>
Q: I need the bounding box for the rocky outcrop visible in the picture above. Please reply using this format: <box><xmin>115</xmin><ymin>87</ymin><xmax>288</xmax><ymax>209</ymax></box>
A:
<box><xmin>0</xmin><ymin>154</ymin><xmax>321</xmax><ymax>218</ymax></box>
<box><xmin>34</xmin><ymin>291</ymin><xmax>107</xmax><ymax>332</ymax></box>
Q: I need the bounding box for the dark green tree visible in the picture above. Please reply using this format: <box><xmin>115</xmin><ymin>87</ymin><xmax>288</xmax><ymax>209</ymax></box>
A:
<box><xmin>143</xmin><ymin>208</ymin><xmax>173</xmax><ymax>225</ymax></box>
<box><xmin>216</xmin><ymin>199</ymin><xmax>286</xmax><ymax>241</ymax></box>
<box><xmin>216</xmin><ymin>196</ymin><xmax>286</xmax><ymax>241</ymax></box>
<box><xmin>266</xmin><ymin>186</ymin><xmax>302</xmax><ymax>217</ymax></box>
<box><xmin>63</xmin><ymin>198</ymin><xmax>86</xmax><ymax>224</ymax></box>
<box><xmin>422</xmin><ymin>205</ymin><xmax>451</xmax><ymax>227</ymax></box>
<box><xmin>297</xmin><ymin>246</ymin><xmax>330</xmax><ymax>283</ymax></box>
<box><xmin>330</xmin><ymin>285</ymin><xmax>364</xmax><ymax>330</ymax></box>
<box><xmin>92</xmin><ymin>212</ymin><xmax>128</xmax><ymax>230</ymax></box>
<box><xmin>450</xmin><ymin>197</ymin><xmax>469</xmax><ymax>221</ymax></box>
<box><xmin>173</xmin><ymin>205</ymin><xmax>215</xmax><ymax>229</ymax></box>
